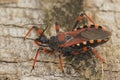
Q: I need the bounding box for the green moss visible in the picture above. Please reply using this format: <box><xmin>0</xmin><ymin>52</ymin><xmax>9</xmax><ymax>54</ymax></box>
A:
<box><xmin>43</xmin><ymin>0</ymin><xmax>84</xmax><ymax>32</ymax></box>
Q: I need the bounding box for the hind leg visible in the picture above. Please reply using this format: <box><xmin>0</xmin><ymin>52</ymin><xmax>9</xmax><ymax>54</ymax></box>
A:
<box><xmin>91</xmin><ymin>47</ymin><xmax>105</xmax><ymax>63</ymax></box>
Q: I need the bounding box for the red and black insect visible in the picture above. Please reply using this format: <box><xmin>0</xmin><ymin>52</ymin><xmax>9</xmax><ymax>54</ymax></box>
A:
<box><xmin>23</xmin><ymin>12</ymin><xmax>111</xmax><ymax>73</ymax></box>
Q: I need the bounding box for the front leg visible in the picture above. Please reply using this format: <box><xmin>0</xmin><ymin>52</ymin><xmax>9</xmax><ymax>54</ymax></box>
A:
<box><xmin>31</xmin><ymin>47</ymin><xmax>54</xmax><ymax>72</ymax></box>
<box><xmin>23</xmin><ymin>26</ymin><xmax>43</xmax><ymax>40</ymax></box>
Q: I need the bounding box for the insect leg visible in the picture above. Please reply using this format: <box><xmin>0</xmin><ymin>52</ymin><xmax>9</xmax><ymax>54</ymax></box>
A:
<box><xmin>84</xmin><ymin>13</ymin><xmax>96</xmax><ymax>25</ymax></box>
<box><xmin>31</xmin><ymin>47</ymin><xmax>41</xmax><ymax>72</ymax></box>
<box><xmin>34</xmin><ymin>37</ymin><xmax>48</xmax><ymax>46</ymax></box>
<box><xmin>31</xmin><ymin>47</ymin><xmax>54</xmax><ymax>72</ymax></box>
<box><xmin>80</xmin><ymin>47</ymin><xmax>105</xmax><ymax>63</ymax></box>
<box><xmin>59</xmin><ymin>54</ymin><xmax>64</xmax><ymax>74</ymax></box>
<box><xmin>23</xmin><ymin>26</ymin><xmax>43</xmax><ymax>40</ymax></box>
<box><xmin>91</xmin><ymin>47</ymin><xmax>106</xmax><ymax>63</ymax></box>
<box><xmin>72</xmin><ymin>13</ymin><xmax>84</xmax><ymax>31</ymax></box>
<box><xmin>77</xmin><ymin>47</ymin><xmax>106</xmax><ymax>63</ymax></box>
<box><xmin>34</xmin><ymin>39</ymin><xmax>41</xmax><ymax>46</ymax></box>
<box><xmin>55</xmin><ymin>22</ymin><xmax>60</xmax><ymax>33</ymax></box>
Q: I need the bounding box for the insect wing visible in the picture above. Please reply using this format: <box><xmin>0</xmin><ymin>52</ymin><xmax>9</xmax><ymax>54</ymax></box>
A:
<box><xmin>59</xmin><ymin>28</ymin><xmax>111</xmax><ymax>48</ymax></box>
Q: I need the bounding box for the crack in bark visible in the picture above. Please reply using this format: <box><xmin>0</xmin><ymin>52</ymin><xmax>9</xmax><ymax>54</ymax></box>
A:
<box><xmin>0</xmin><ymin>24</ymin><xmax>25</xmax><ymax>28</ymax></box>
<box><xmin>0</xmin><ymin>23</ymin><xmax>46</xmax><ymax>28</ymax></box>
<box><xmin>104</xmin><ymin>70</ymin><xmax>120</xmax><ymax>72</ymax></box>
<box><xmin>12</xmin><ymin>36</ymin><xmax>34</xmax><ymax>40</ymax></box>
<box><xmin>0</xmin><ymin>59</ymin><xmax>62</xmax><ymax>64</ymax></box>
<box><xmin>0</xmin><ymin>35</ymin><xmax>34</xmax><ymax>41</ymax></box>
<box><xmin>0</xmin><ymin>5</ymin><xmax>43</xmax><ymax>11</ymax></box>
<box><xmin>35</xmin><ymin>60</ymin><xmax>62</xmax><ymax>64</ymax></box>
<box><xmin>84</xmin><ymin>8</ymin><xmax>120</xmax><ymax>13</ymax></box>
<box><xmin>0</xmin><ymin>60</ymin><xmax>18</xmax><ymax>63</ymax></box>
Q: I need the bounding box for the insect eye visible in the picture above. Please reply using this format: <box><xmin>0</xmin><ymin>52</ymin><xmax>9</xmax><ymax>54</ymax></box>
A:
<box><xmin>98</xmin><ymin>26</ymin><xmax>102</xmax><ymax>29</ymax></box>
<box><xmin>65</xmin><ymin>35</ymin><xmax>72</xmax><ymax>40</ymax></box>
<box><xmin>90</xmin><ymin>25</ymin><xmax>95</xmax><ymax>28</ymax></box>
<box><xmin>83</xmin><ymin>25</ymin><xmax>88</xmax><ymax>28</ymax></box>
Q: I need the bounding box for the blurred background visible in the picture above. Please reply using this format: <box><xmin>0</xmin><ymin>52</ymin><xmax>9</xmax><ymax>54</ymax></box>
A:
<box><xmin>0</xmin><ymin>0</ymin><xmax>119</xmax><ymax>80</ymax></box>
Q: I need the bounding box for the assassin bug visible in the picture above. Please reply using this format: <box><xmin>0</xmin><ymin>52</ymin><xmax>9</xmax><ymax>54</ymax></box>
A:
<box><xmin>23</xmin><ymin>12</ymin><xmax>111</xmax><ymax>73</ymax></box>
